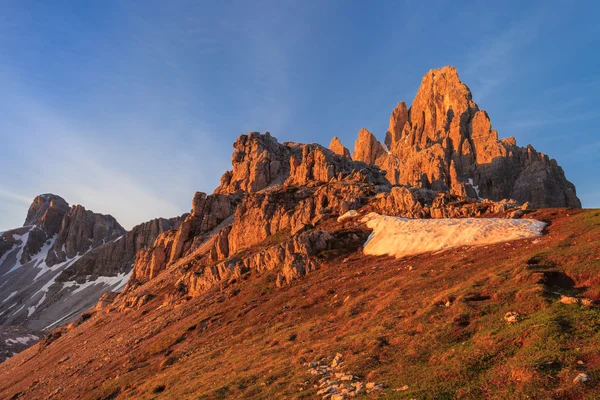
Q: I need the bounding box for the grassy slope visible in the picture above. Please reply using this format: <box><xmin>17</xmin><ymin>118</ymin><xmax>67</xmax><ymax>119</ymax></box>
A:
<box><xmin>1</xmin><ymin>209</ymin><xmax>599</xmax><ymax>400</ymax></box>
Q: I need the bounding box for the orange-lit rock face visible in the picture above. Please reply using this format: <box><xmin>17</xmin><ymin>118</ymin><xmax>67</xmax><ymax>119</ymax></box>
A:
<box><xmin>329</xmin><ymin>136</ymin><xmax>351</xmax><ymax>158</ymax></box>
<box><xmin>354</xmin><ymin>66</ymin><xmax>580</xmax><ymax>208</ymax></box>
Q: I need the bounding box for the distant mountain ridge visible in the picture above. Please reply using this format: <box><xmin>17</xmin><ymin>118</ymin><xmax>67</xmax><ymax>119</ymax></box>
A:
<box><xmin>0</xmin><ymin>194</ymin><xmax>181</xmax><ymax>334</ymax></box>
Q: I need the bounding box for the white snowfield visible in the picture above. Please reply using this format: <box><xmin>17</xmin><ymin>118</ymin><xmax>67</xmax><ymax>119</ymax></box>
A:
<box><xmin>361</xmin><ymin>213</ymin><xmax>546</xmax><ymax>258</ymax></box>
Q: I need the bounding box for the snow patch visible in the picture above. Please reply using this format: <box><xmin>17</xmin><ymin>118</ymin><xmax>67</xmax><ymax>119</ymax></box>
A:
<box><xmin>361</xmin><ymin>213</ymin><xmax>546</xmax><ymax>259</ymax></box>
<box><xmin>62</xmin><ymin>271</ymin><xmax>132</xmax><ymax>295</ymax></box>
<box><xmin>4</xmin><ymin>334</ymin><xmax>39</xmax><ymax>346</ymax></box>
<box><xmin>468</xmin><ymin>178</ymin><xmax>481</xmax><ymax>199</ymax></box>
<box><xmin>380</xmin><ymin>142</ymin><xmax>391</xmax><ymax>155</ymax></box>
<box><xmin>4</xmin><ymin>228</ymin><xmax>32</xmax><ymax>274</ymax></box>
<box><xmin>2</xmin><ymin>291</ymin><xmax>18</xmax><ymax>303</ymax></box>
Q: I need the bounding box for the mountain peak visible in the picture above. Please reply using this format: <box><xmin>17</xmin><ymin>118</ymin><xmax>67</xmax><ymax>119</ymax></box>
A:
<box><xmin>352</xmin><ymin>66</ymin><xmax>580</xmax><ymax>208</ymax></box>
<box><xmin>23</xmin><ymin>194</ymin><xmax>69</xmax><ymax>234</ymax></box>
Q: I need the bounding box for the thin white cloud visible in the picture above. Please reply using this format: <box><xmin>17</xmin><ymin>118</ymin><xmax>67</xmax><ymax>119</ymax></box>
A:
<box><xmin>462</xmin><ymin>10</ymin><xmax>544</xmax><ymax>101</ymax></box>
<box><xmin>504</xmin><ymin>110</ymin><xmax>600</xmax><ymax>130</ymax></box>
<box><xmin>0</xmin><ymin>63</ymin><xmax>226</xmax><ymax>230</ymax></box>
<box><xmin>0</xmin><ymin>187</ymin><xmax>32</xmax><ymax>205</ymax></box>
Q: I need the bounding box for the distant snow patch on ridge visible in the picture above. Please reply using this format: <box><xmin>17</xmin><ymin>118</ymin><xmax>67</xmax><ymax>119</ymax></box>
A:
<box><xmin>61</xmin><ymin>271</ymin><xmax>132</xmax><ymax>294</ymax></box>
<box><xmin>4</xmin><ymin>228</ymin><xmax>32</xmax><ymax>274</ymax></box>
<box><xmin>361</xmin><ymin>213</ymin><xmax>546</xmax><ymax>258</ymax></box>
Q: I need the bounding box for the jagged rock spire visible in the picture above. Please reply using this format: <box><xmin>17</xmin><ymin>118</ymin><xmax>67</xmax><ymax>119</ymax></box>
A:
<box><xmin>352</xmin><ymin>66</ymin><xmax>580</xmax><ymax>208</ymax></box>
<box><xmin>329</xmin><ymin>137</ymin><xmax>351</xmax><ymax>158</ymax></box>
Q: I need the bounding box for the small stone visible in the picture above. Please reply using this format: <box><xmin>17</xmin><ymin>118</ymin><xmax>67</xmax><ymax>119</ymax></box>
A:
<box><xmin>504</xmin><ymin>312</ymin><xmax>520</xmax><ymax>324</ymax></box>
<box><xmin>58</xmin><ymin>355</ymin><xmax>70</xmax><ymax>364</ymax></box>
<box><xmin>318</xmin><ymin>387</ymin><xmax>335</xmax><ymax>395</ymax></box>
<box><xmin>331</xmin><ymin>353</ymin><xmax>343</xmax><ymax>368</ymax></box>
<box><xmin>581</xmin><ymin>298</ymin><xmax>595</xmax><ymax>307</ymax></box>
<box><xmin>445</xmin><ymin>301</ymin><xmax>452</xmax><ymax>307</ymax></box>
<box><xmin>366</xmin><ymin>382</ymin><xmax>375</xmax><ymax>389</ymax></box>
<box><xmin>560</xmin><ymin>296</ymin><xmax>580</xmax><ymax>305</ymax></box>
<box><xmin>573</xmin><ymin>373</ymin><xmax>590</xmax><ymax>384</ymax></box>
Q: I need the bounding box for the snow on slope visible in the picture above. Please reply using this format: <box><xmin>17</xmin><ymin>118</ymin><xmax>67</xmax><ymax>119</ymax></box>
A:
<box><xmin>361</xmin><ymin>213</ymin><xmax>546</xmax><ymax>258</ymax></box>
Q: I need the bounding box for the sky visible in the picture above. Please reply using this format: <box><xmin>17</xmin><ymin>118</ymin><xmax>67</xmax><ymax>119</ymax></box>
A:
<box><xmin>0</xmin><ymin>0</ymin><xmax>599</xmax><ymax>231</ymax></box>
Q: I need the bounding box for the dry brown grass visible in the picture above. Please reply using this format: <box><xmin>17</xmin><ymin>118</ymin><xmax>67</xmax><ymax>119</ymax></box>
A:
<box><xmin>0</xmin><ymin>209</ymin><xmax>599</xmax><ymax>399</ymax></box>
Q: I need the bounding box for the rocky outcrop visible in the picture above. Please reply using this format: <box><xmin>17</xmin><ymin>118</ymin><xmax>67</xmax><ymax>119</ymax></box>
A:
<box><xmin>217</xmin><ymin>132</ymin><xmax>388</xmax><ymax>194</ymax></box>
<box><xmin>129</xmin><ymin>192</ymin><xmax>239</xmax><ymax>284</ymax></box>
<box><xmin>18</xmin><ymin>194</ymin><xmax>70</xmax><ymax>264</ymax></box>
<box><xmin>45</xmin><ymin>205</ymin><xmax>125</xmax><ymax>267</ymax></box>
<box><xmin>215</xmin><ymin>132</ymin><xmax>292</xmax><ymax>194</ymax></box>
<box><xmin>329</xmin><ymin>137</ymin><xmax>351</xmax><ymax>158</ymax></box>
<box><xmin>121</xmin><ymin>133</ymin><xmax>391</xmax><ymax>301</ymax></box>
<box><xmin>353</xmin><ymin>66</ymin><xmax>580</xmax><ymax>208</ymax></box>
<box><xmin>353</xmin><ymin>128</ymin><xmax>387</xmax><ymax>165</ymax></box>
<box><xmin>56</xmin><ymin>217</ymin><xmax>181</xmax><ymax>283</ymax></box>
<box><xmin>23</xmin><ymin>194</ymin><xmax>69</xmax><ymax>233</ymax></box>
<box><xmin>385</xmin><ymin>102</ymin><xmax>409</xmax><ymax>149</ymax></box>
<box><xmin>368</xmin><ymin>186</ymin><xmax>518</xmax><ymax>219</ymax></box>
<box><xmin>352</xmin><ymin>128</ymin><xmax>402</xmax><ymax>185</ymax></box>
<box><xmin>177</xmin><ymin>228</ymin><xmax>333</xmax><ymax>296</ymax></box>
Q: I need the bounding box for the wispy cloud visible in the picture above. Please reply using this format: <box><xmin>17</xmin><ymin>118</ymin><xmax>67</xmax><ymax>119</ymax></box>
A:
<box><xmin>462</xmin><ymin>8</ymin><xmax>545</xmax><ymax>101</ymax></box>
<box><xmin>504</xmin><ymin>110</ymin><xmax>600</xmax><ymax>130</ymax></box>
<box><xmin>0</xmin><ymin>187</ymin><xmax>32</xmax><ymax>205</ymax></box>
<box><xmin>0</xmin><ymin>61</ymin><xmax>226</xmax><ymax>230</ymax></box>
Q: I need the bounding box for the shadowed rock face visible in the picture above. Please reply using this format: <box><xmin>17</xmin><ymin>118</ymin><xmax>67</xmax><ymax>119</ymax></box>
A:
<box><xmin>18</xmin><ymin>194</ymin><xmax>70</xmax><ymax>264</ymax></box>
<box><xmin>56</xmin><ymin>217</ymin><xmax>182</xmax><ymax>283</ymax></box>
<box><xmin>24</xmin><ymin>194</ymin><xmax>69</xmax><ymax>233</ymax></box>
<box><xmin>45</xmin><ymin>205</ymin><xmax>125</xmax><ymax>267</ymax></box>
<box><xmin>352</xmin><ymin>66</ymin><xmax>580</xmax><ymax>208</ymax></box>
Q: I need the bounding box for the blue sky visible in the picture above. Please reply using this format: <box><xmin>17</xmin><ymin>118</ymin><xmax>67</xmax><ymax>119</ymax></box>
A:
<box><xmin>1</xmin><ymin>0</ymin><xmax>599</xmax><ymax>230</ymax></box>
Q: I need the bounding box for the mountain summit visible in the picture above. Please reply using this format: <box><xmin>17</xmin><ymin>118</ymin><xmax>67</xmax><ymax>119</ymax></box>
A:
<box><xmin>349</xmin><ymin>66</ymin><xmax>580</xmax><ymax>208</ymax></box>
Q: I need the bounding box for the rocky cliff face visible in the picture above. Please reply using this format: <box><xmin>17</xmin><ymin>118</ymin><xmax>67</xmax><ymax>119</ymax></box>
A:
<box><xmin>116</xmin><ymin>131</ymin><xmax>525</xmax><ymax>313</ymax></box>
<box><xmin>17</xmin><ymin>194</ymin><xmax>70</xmax><ymax>265</ymax></box>
<box><xmin>329</xmin><ymin>137</ymin><xmax>351</xmax><ymax>158</ymax></box>
<box><xmin>352</xmin><ymin>66</ymin><xmax>580</xmax><ymax>208</ymax></box>
<box><xmin>45</xmin><ymin>205</ymin><xmax>125</xmax><ymax>266</ymax></box>
<box><xmin>56</xmin><ymin>217</ymin><xmax>181</xmax><ymax>283</ymax></box>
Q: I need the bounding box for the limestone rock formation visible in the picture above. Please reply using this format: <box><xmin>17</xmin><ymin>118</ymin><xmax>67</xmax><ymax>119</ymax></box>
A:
<box><xmin>353</xmin><ymin>128</ymin><xmax>388</xmax><ymax>165</ymax></box>
<box><xmin>353</xmin><ymin>66</ymin><xmax>580</xmax><ymax>208</ymax></box>
<box><xmin>17</xmin><ymin>194</ymin><xmax>70</xmax><ymax>265</ymax></box>
<box><xmin>215</xmin><ymin>132</ymin><xmax>292</xmax><ymax>194</ymax></box>
<box><xmin>119</xmin><ymin>130</ymin><xmax>525</xmax><ymax>309</ymax></box>
<box><xmin>385</xmin><ymin>102</ymin><xmax>409</xmax><ymax>149</ymax></box>
<box><xmin>369</xmin><ymin>186</ymin><xmax>518</xmax><ymax>219</ymax></box>
<box><xmin>129</xmin><ymin>192</ymin><xmax>239</xmax><ymax>284</ymax></box>
<box><xmin>56</xmin><ymin>217</ymin><xmax>181</xmax><ymax>283</ymax></box>
<box><xmin>329</xmin><ymin>136</ymin><xmax>351</xmax><ymax>158</ymax></box>
<box><xmin>45</xmin><ymin>205</ymin><xmax>125</xmax><ymax>266</ymax></box>
<box><xmin>120</xmin><ymin>133</ymin><xmax>391</xmax><ymax>303</ymax></box>
<box><xmin>353</xmin><ymin>128</ymin><xmax>402</xmax><ymax>185</ymax></box>
<box><xmin>23</xmin><ymin>194</ymin><xmax>69</xmax><ymax>233</ymax></box>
